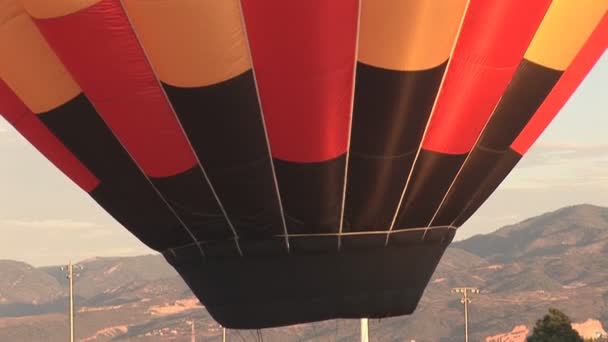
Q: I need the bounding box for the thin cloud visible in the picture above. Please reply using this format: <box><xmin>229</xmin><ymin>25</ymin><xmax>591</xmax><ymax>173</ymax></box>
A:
<box><xmin>594</xmin><ymin>159</ymin><xmax>608</xmax><ymax>167</ymax></box>
<box><xmin>1</xmin><ymin>218</ymin><xmax>101</xmax><ymax>230</ymax></box>
<box><xmin>518</xmin><ymin>142</ymin><xmax>608</xmax><ymax>168</ymax></box>
<box><xmin>0</xmin><ymin>117</ymin><xmax>10</xmax><ymax>133</ymax></box>
<box><xmin>501</xmin><ymin>175</ymin><xmax>608</xmax><ymax>191</ymax></box>
<box><xmin>1</xmin><ymin>218</ymin><xmax>116</xmax><ymax>240</ymax></box>
<box><xmin>465</xmin><ymin>213</ymin><xmax>521</xmax><ymax>224</ymax></box>
<box><xmin>534</xmin><ymin>142</ymin><xmax>608</xmax><ymax>150</ymax></box>
<box><xmin>501</xmin><ymin>152</ymin><xmax>607</xmax><ymax>191</ymax></box>
<box><xmin>0</xmin><ymin>120</ymin><xmax>23</xmax><ymax>146</ymax></box>
<box><xmin>0</xmin><ymin>122</ymin><xmax>10</xmax><ymax>137</ymax></box>
<box><xmin>99</xmin><ymin>246</ymin><xmax>152</xmax><ymax>256</ymax></box>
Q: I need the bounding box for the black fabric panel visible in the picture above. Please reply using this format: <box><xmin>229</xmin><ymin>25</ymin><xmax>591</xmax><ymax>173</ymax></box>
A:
<box><xmin>162</xmin><ymin>71</ymin><xmax>284</xmax><ymax>239</ymax></box>
<box><xmin>394</xmin><ymin>151</ymin><xmax>467</xmax><ymax>230</ymax></box>
<box><xmin>171</xmin><ymin>244</ymin><xmax>205</xmax><ymax>264</ymax></box>
<box><xmin>450</xmin><ymin>149</ymin><xmax>522</xmax><ymax>227</ymax></box>
<box><xmin>344</xmin><ymin>62</ymin><xmax>447</xmax><ymax>232</ymax></box>
<box><xmin>201</xmin><ymin>239</ymin><xmax>242</xmax><ymax>257</ymax></box>
<box><xmin>389</xmin><ymin>229</ymin><xmax>426</xmax><ymax>245</ymax></box>
<box><xmin>290</xmin><ymin>236</ymin><xmax>339</xmax><ymax>254</ymax></box>
<box><xmin>37</xmin><ymin>93</ymin><xmax>192</xmax><ymax>250</ymax></box>
<box><xmin>90</xmin><ymin>184</ymin><xmax>189</xmax><ymax>250</ymax></box>
<box><xmin>421</xmin><ymin>226</ymin><xmax>454</xmax><ymax>243</ymax></box>
<box><xmin>164</xmin><ymin>238</ymin><xmax>450</xmax><ymax>329</ymax></box>
<box><xmin>430</xmin><ymin>60</ymin><xmax>562</xmax><ymax>227</ymax></box>
<box><xmin>478</xmin><ymin>60</ymin><xmax>563</xmax><ymax>150</ymax></box>
<box><xmin>341</xmin><ymin>234</ymin><xmax>386</xmax><ymax>250</ymax></box>
<box><xmin>151</xmin><ymin>168</ymin><xmax>232</xmax><ymax>241</ymax></box>
<box><xmin>349</xmin><ymin>62</ymin><xmax>447</xmax><ymax>156</ymax></box>
<box><xmin>429</xmin><ymin>147</ymin><xmax>502</xmax><ymax>226</ymax></box>
<box><xmin>274</xmin><ymin>155</ymin><xmax>346</xmax><ymax>234</ymax></box>
<box><xmin>344</xmin><ymin>156</ymin><xmax>414</xmax><ymax>231</ymax></box>
<box><xmin>386</xmin><ymin>226</ymin><xmax>455</xmax><ymax>246</ymax></box>
<box><xmin>239</xmin><ymin>238</ymin><xmax>288</xmax><ymax>257</ymax></box>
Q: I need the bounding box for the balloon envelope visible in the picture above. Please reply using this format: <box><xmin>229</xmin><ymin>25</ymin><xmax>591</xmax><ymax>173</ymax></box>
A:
<box><xmin>1</xmin><ymin>0</ymin><xmax>606</xmax><ymax>328</ymax></box>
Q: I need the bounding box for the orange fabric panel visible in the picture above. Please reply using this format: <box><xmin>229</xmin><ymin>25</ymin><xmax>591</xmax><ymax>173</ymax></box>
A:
<box><xmin>525</xmin><ymin>0</ymin><xmax>608</xmax><ymax>70</ymax></box>
<box><xmin>512</xmin><ymin>12</ymin><xmax>608</xmax><ymax>154</ymax></box>
<box><xmin>19</xmin><ymin>0</ymin><xmax>100</xmax><ymax>19</ymax></box>
<box><xmin>123</xmin><ymin>0</ymin><xmax>250</xmax><ymax>87</ymax></box>
<box><xmin>358</xmin><ymin>0</ymin><xmax>467</xmax><ymax>70</ymax></box>
<box><xmin>0</xmin><ymin>0</ymin><xmax>79</xmax><ymax>113</ymax></box>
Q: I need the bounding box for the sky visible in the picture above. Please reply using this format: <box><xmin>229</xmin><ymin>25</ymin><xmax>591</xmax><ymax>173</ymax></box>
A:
<box><xmin>1</xmin><ymin>53</ymin><xmax>607</xmax><ymax>266</ymax></box>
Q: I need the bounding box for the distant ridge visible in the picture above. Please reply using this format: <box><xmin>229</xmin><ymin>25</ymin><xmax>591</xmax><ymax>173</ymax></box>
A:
<box><xmin>0</xmin><ymin>204</ymin><xmax>607</xmax><ymax>341</ymax></box>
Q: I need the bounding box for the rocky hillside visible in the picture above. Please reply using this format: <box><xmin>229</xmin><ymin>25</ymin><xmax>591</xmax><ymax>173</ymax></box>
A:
<box><xmin>1</xmin><ymin>204</ymin><xmax>607</xmax><ymax>341</ymax></box>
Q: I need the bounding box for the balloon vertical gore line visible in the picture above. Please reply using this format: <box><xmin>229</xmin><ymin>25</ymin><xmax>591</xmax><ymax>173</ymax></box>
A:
<box><xmin>337</xmin><ymin>0</ymin><xmax>363</xmax><ymax>251</ymax></box>
<box><xmin>385</xmin><ymin>0</ymin><xmax>472</xmax><ymax>245</ymax></box>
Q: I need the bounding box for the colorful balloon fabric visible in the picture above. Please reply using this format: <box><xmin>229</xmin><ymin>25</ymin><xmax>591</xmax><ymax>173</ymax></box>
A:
<box><xmin>1</xmin><ymin>0</ymin><xmax>606</xmax><ymax>328</ymax></box>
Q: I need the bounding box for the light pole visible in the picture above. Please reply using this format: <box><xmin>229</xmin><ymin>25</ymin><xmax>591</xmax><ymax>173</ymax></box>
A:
<box><xmin>360</xmin><ymin>318</ymin><xmax>369</xmax><ymax>342</ymax></box>
<box><xmin>61</xmin><ymin>261</ymin><xmax>82</xmax><ymax>342</ymax></box>
<box><xmin>216</xmin><ymin>324</ymin><xmax>226</xmax><ymax>342</ymax></box>
<box><xmin>187</xmin><ymin>320</ymin><xmax>195</xmax><ymax>342</ymax></box>
<box><xmin>451</xmin><ymin>287</ymin><xmax>479</xmax><ymax>342</ymax></box>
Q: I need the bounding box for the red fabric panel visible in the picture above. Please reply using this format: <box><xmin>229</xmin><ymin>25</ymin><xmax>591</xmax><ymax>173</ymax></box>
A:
<box><xmin>511</xmin><ymin>12</ymin><xmax>608</xmax><ymax>155</ymax></box>
<box><xmin>240</xmin><ymin>0</ymin><xmax>358</xmax><ymax>162</ymax></box>
<box><xmin>33</xmin><ymin>0</ymin><xmax>197</xmax><ymax>178</ymax></box>
<box><xmin>0</xmin><ymin>80</ymin><xmax>100</xmax><ymax>192</ymax></box>
<box><xmin>422</xmin><ymin>0</ymin><xmax>552</xmax><ymax>154</ymax></box>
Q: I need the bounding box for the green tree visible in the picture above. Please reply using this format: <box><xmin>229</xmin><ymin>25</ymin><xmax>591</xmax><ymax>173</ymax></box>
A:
<box><xmin>528</xmin><ymin>308</ymin><xmax>584</xmax><ymax>342</ymax></box>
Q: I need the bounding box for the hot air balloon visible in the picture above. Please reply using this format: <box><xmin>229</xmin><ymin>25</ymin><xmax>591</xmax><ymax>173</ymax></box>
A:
<box><xmin>0</xmin><ymin>0</ymin><xmax>606</xmax><ymax>329</ymax></box>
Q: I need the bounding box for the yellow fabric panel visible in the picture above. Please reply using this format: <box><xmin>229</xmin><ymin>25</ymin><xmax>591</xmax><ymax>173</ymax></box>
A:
<box><xmin>123</xmin><ymin>0</ymin><xmax>251</xmax><ymax>87</ymax></box>
<box><xmin>0</xmin><ymin>0</ymin><xmax>79</xmax><ymax>113</ymax></box>
<box><xmin>525</xmin><ymin>0</ymin><xmax>608</xmax><ymax>71</ymax></box>
<box><xmin>18</xmin><ymin>0</ymin><xmax>100</xmax><ymax>18</ymax></box>
<box><xmin>358</xmin><ymin>0</ymin><xmax>468</xmax><ymax>71</ymax></box>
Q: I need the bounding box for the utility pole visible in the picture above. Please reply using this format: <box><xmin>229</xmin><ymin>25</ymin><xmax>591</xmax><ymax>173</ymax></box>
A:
<box><xmin>451</xmin><ymin>287</ymin><xmax>479</xmax><ymax>342</ymax></box>
<box><xmin>190</xmin><ymin>320</ymin><xmax>195</xmax><ymax>342</ymax></box>
<box><xmin>360</xmin><ymin>318</ymin><xmax>369</xmax><ymax>342</ymax></box>
<box><xmin>61</xmin><ymin>261</ymin><xmax>82</xmax><ymax>342</ymax></box>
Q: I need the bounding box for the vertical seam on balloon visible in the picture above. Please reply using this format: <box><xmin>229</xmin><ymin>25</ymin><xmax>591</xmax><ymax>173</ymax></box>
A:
<box><xmin>426</xmin><ymin>98</ymin><xmax>503</xmax><ymax>235</ymax></box>
<box><xmin>439</xmin><ymin>40</ymin><xmax>595</xmax><ymax>230</ymax></box>
<box><xmin>433</xmin><ymin>7</ymin><xmax>604</xmax><ymax>230</ymax></box>
<box><xmin>167</xmin><ymin>248</ymin><xmax>177</xmax><ymax>259</ymax></box>
<box><xmin>0</xmin><ymin>104</ymin><xmax>102</xmax><ymax>192</ymax></box>
<box><xmin>3</xmin><ymin>34</ymin><xmax>206</xmax><ymax>256</ymax></box>
<box><xmin>432</xmin><ymin>4</ymin><xmax>608</xmax><ymax>234</ymax></box>
<box><xmin>384</xmin><ymin>0</ymin><xmax>472</xmax><ymax>246</ymax></box>
<box><xmin>70</xmin><ymin>2</ymin><xmax>207</xmax><ymax>258</ymax></box>
<box><xmin>513</xmin><ymin>13</ymin><xmax>608</xmax><ymax>156</ymax></box>
<box><xmin>237</xmin><ymin>0</ymin><xmax>291</xmax><ymax>253</ymax></box>
<box><xmin>118</xmin><ymin>0</ymin><xmax>242</xmax><ymax>257</ymax></box>
<box><xmin>337</xmin><ymin>0</ymin><xmax>363</xmax><ymax>252</ymax></box>
<box><xmin>61</xmin><ymin>91</ymin><xmax>207</xmax><ymax>256</ymax></box>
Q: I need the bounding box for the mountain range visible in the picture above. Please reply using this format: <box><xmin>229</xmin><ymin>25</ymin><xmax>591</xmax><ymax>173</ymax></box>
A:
<box><xmin>1</xmin><ymin>204</ymin><xmax>607</xmax><ymax>341</ymax></box>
